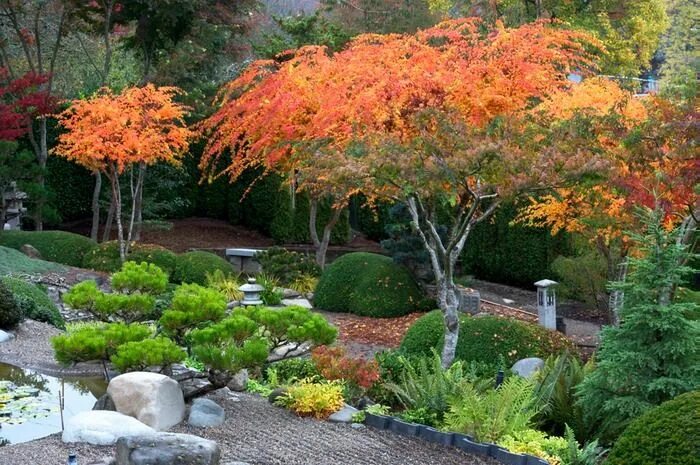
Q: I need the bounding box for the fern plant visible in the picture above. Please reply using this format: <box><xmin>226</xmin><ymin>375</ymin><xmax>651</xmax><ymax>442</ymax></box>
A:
<box><xmin>444</xmin><ymin>376</ymin><xmax>540</xmax><ymax>443</ymax></box>
<box><xmin>385</xmin><ymin>351</ymin><xmax>484</xmax><ymax>421</ymax></box>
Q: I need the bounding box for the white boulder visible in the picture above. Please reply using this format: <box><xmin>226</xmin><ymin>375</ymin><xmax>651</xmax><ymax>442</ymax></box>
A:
<box><xmin>62</xmin><ymin>410</ymin><xmax>155</xmax><ymax>446</ymax></box>
<box><xmin>511</xmin><ymin>357</ymin><xmax>545</xmax><ymax>379</ymax></box>
<box><xmin>107</xmin><ymin>372</ymin><xmax>185</xmax><ymax>431</ymax></box>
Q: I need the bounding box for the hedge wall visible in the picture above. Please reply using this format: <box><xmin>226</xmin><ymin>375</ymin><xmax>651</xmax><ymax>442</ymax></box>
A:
<box><xmin>461</xmin><ymin>202</ymin><xmax>573</xmax><ymax>287</ymax></box>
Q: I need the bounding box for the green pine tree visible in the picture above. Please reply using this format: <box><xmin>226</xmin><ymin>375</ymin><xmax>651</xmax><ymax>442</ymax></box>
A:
<box><xmin>576</xmin><ymin>206</ymin><xmax>699</xmax><ymax>444</ymax></box>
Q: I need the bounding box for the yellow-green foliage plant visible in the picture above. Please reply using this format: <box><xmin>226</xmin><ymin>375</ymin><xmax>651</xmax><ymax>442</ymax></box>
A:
<box><xmin>276</xmin><ymin>379</ymin><xmax>344</xmax><ymax>419</ymax></box>
<box><xmin>205</xmin><ymin>269</ymin><xmax>244</xmax><ymax>302</ymax></box>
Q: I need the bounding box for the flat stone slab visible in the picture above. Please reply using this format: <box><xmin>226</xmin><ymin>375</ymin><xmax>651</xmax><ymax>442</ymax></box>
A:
<box><xmin>225</xmin><ymin>248</ymin><xmax>261</xmax><ymax>257</ymax></box>
<box><xmin>281</xmin><ymin>298</ymin><xmax>313</xmax><ymax>309</ymax></box>
<box><xmin>62</xmin><ymin>410</ymin><xmax>155</xmax><ymax>446</ymax></box>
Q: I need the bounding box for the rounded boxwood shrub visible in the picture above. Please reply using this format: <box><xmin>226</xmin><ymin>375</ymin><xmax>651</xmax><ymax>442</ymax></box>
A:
<box><xmin>82</xmin><ymin>241</ymin><xmax>177</xmax><ymax>275</ymax></box>
<box><xmin>607</xmin><ymin>391</ymin><xmax>700</xmax><ymax>465</ymax></box>
<box><xmin>0</xmin><ymin>277</ymin><xmax>65</xmax><ymax>329</ymax></box>
<box><xmin>0</xmin><ymin>230</ymin><xmax>96</xmax><ymax>267</ymax></box>
<box><xmin>400</xmin><ymin>311</ymin><xmax>576</xmax><ymax>367</ymax></box>
<box><xmin>314</xmin><ymin>252</ymin><xmax>430</xmax><ymax>318</ymax></box>
<box><xmin>0</xmin><ymin>281</ymin><xmax>23</xmax><ymax>329</ymax></box>
<box><xmin>172</xmin><ymin>251</ymin><xmax>234</xmax><ymax>285</ymax></box>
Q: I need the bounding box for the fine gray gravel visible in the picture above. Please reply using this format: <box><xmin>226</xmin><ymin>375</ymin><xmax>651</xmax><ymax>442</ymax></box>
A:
<box><xmin>0</xmin><ymin>319</ymin><xmax>103</xmax><ymax>376</ymax></box>
<box><xmin>0</xmin><ymin>390</ymin><xmax>498</xmax><ymax>465</ymax></box>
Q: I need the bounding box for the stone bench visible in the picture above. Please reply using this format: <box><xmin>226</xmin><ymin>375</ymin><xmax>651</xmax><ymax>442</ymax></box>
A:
<box><xmin>225</xmin><ymin>248</ymin><xmax>263</xmax><ymax>274</ymax></box>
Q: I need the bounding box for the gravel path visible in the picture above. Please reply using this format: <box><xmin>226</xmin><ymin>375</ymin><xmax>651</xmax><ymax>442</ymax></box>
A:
<box><xmin>0</xmin><ymin>390</ymin><xmax>497</xmax><ymax>465</ymax></box>
<box><xmin>0</xmin><ymin>320</ymin><xmax>103</xmax><ymax>376</ymax></box>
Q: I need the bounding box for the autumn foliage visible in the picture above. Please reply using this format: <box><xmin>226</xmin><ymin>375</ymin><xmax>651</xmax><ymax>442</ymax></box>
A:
<box><xmin>0</xmin><ymin>68</ymin><xmax>55</xmax><ymax>141</ymax></box>
<box><xmin>311</xmin><ymin>345</ymin><xmax>380</xmax><ymax>390</ymax></box>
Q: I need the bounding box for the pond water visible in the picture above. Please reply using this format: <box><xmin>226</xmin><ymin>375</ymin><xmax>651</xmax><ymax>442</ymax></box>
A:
<box><xmin>0</xmin><ymin>363</ymin><xmax>107</xmax><ymax>446</ymax></box>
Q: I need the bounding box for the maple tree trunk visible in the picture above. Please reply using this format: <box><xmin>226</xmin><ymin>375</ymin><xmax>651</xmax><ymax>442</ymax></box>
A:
<box><xmin>309</xmin><ymin>199</ymin><xmax>343</xmax><ymax>269</ymax></box>
<box><xmin>133</xmin><ymin>164</ymin><xmax>146</xmax><ymax>241</ymax></box>
<box><xmin>125</xmin><ymin>164</ymin><xmax>145</xmax><ymax>256</ymax></box>
<box><xmin>102</xmin><ymin>194</ymin><xmax>115</xmax><ymax>243</ymax></box>
<box><xmin>90</xmin><ymin>171</ymin><xmax>101</xmax><ymax>241</ymax></box>
<box><xmin>109</xmin><ymin>167</ymin><xmax>126</xmax><ymax>263</ymax></box>
<box><xmin>34</xmin><ymin>118</ymin><xmax>49</xmax><ymax>231</ymax></box>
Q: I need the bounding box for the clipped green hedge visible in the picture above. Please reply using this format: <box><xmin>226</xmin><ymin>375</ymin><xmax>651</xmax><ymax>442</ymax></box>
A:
<box><xmin>400</xmin><ymin>311</ymin><xmax>575</xmax><ymax>367</ymax></box>
<box><xmin>0</xmin><ymin>231</ymin><xmax>96</xmax><ymax>267</ymax></box>
<box><xmin>82</xmin><ymin>241</ymin><xmax>178</xmax><ymax>276</ymax></box>
<box><xmin>607</xmin><ymin>391</ymin><xmax>700</xmax><ymax>465</ymax></box>
<box><xmin>0</xmin><ymin>246</ymin><xmax>65</xmax><ymax>276</ymax></box>
<box><xmin>0</xmin><ymin>277</ymin><xmax>64</xmax><ymax>329</ymax></box>
<box><xmin>314</xmin><ymin>252</ymin><xmax>431</xmax><ymax>318</ymax></box>
<box><xmin>172</xmin><ymin>251</ymin><xmax>234</xmax><ymax>285</ymax></box>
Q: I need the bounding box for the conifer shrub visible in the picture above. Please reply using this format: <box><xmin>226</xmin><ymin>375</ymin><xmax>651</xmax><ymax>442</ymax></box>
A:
<box><xmin>257</xmin><ymin>247</ymin><xmax>320</xmax><ymax>285</ymax></box>
<box><xmin>0</xmin><ymin>230</ymin><xmax>96</xmax><ymax>267</ymax></box>
<box><xmin>400</xmin><ymin>311</ymin><xmax>575</xmax><ymax>367</ymax></box>
<box><xmin>0</xmin><ymin>280</ymin><xmax>23</xmax><ymax>329</ymax></box>
<box><xmin>52</xmin><ymin>322</ymin><xmax>152</xmax><ymax>366</ymax></box>
<box><xmin>0</xmin><ymin>276</ymin><xmax>64</xmax><ymax>329</ymax></box>
<box><xmin>110</xmin><ymin>337</ymin><xmax>186</xmax><ymax>373</ymax></box>
<box><xmin>606</xmin><ymin>391</ymin><xmax>700</xmax><ymax>465</ymax></box>
<box><xmin>159</xmin><ymin>283</ymin><xmax>227</xmax><ymax>345</ymax></box>
<box><xmin>577</xmin><ymin>208</ymin><xmax>700</xmax><ymax>443</ymax></box>
<box><xmin>111</xmin><ymin>261</ymin><xmax>168</xmax><ymax>294</ymax></box>
<box><xmin>173</xmin><ymin>251</ymin><xmax>234</xmax><ymax>285</ymax></box>
<box><xmin>314</xmin><ymin>252</ymin><xmax>430</xmax><ymax>317</ymax></box>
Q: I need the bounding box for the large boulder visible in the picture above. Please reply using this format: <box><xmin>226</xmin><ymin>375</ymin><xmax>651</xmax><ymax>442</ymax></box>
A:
<box><xmin>227</xmin><ymin>369</ymin><xmax>248</xmax><ymax>392</ymax></box>
<box><xmin>188</xmin><ymin>398</ymin><xmax>225</xmax><ymax>428</ymax></box>
<box><xmin>116</xmin><ymin>432</ymin><xmax>221</xmax><ymax>465</ymax></box>
<box><xmin>511</xmin><ymin>357</ymin><xmax>545</xmax><ymax>379</ymax></box>
<box><xmin>107</xmin><ymin>372</ymin><xmax>186</xmax><ymax>431</ymax></box>
<box><xmin>0</xmin><ymin>329</ymin><xmax>14</xmax><ymax>343</ymax></box>
<box><xmin>62</xmin><ymin>410</ymin><xmax>155</xmax><ymax>446</ymax></box>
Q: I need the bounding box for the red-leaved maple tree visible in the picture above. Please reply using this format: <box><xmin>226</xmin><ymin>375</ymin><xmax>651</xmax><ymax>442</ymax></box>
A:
<box><xmin>0</xmin><ymin>68</ymin><xmax>55</xmax><ymax>141</ymax></box>
<box><xmin>202</xmin><ymin>18</ymin><xmax>616</xmax><ymax>366</ymax></box>
<box><xmin>54</xmin><ymin>84</ymin><xmax>192</xmax><ymax>261</ymax></box>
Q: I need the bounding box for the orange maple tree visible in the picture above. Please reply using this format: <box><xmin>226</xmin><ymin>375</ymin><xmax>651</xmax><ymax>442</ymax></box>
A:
<box><xmin>54</xmin><ymin>84</ymin><xmax>192</xmax><ymax>261</ymax></box>
<box><xmin>201</xmin><ymin>18</ymin><xmax>615</xmax><ymax>366</ymax></box>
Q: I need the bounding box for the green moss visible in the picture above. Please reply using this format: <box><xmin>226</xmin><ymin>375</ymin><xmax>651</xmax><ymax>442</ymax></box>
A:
<box><xmin>400</xmin><ymin>311</ymin><xmax>576</xmax><ymax>367</ymax></box>
<box><xmin>607</xmin><ymin>391</ymin><xmax>700</xmax><ymax>465</ymax></box>
<box><xmin>0</xmin><ymin>277</ymin><xmax>64</xmax><ymax>329</ymax></box>
<box><xmin>0</xmin><ymin>231</ymin><xmax>96</xmax><ymax>267</ymax></box>
<box><xmin>172</xmin><ymin>251</ymin><xmax>234</xmax><ymax>285</ymax></box>
<box><xmin>82</xmin><ymin>241</ymin><xmax>177</xmax><ymax>275</ymax></box>
<box><xmin>314</xmin><ymin>252</ymin><xmax>430</xmax><ymax>318</ymax></box>
<box><xmin>0</xmin><ymin>246</ymin><xmax>65</xmax><ymax>276</ymax></box>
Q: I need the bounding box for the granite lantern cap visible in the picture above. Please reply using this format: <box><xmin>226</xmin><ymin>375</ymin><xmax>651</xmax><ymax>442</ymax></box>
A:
<box><xmin>534</xmin><ymin>279</ymin><xmax>558</xmax><ymax>288</ymax></box>
<box><xmin>239</xmin><ymin>277</ymin><xmax>264</xmax><ymax>306</ymax></box>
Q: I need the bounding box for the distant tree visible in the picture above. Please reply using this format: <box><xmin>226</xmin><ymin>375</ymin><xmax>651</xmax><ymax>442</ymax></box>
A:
<box><xmin>658</xmin><ymin>0</ymin><xmax>699</xmax><ymax>98</ymax></box>
<box><xmin>54</xmin><ymin>85</ymin><xmax>192</xmax><ymax>262</ymax></box>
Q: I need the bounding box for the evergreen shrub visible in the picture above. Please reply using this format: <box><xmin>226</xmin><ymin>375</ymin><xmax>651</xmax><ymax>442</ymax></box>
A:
<box><xmin>0</xmin><ymin>276</ymin><xmax>64</xmax><ymax>329</ymax></box>
<box><xmin>400</xmin><ymin>311</ymin><xmax>575</xmax><ymax>367</ymax></box>
<box><xmin>314</xmin><ymin>252</ymin><xmax>430</xmax><ymax>317</ymax></box>
<box><xmin>172</xmin><ymin>251</ymin><xmax>234</xmax><ymax>285</ymax></box>
<box><xmin>0</xmin><ymin>230</ymin><xmax>96</xmax><ymax>267</ymax></box>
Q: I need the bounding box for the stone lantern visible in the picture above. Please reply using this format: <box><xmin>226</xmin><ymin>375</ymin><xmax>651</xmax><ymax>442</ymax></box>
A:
<box><xmin>534</xmin><ymin>279</ymin><xmax>557</xmax><ymax>330</ymax></box>
<box><xmin>239</xmin><ymin>277</ymin><xmax>264</xmax><ymax>306</ymax></box>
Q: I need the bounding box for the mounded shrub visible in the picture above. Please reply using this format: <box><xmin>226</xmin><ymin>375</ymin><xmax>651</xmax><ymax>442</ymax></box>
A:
<box><xmin>0</xmin><ymin>277</ymin><xmax>65</xmax><ymax>329</ymax></box>
<box><xmin>0</xmin><ymin>281</ymin><xmax>23</xmax><ymax>329</ymax></box>
<box><xmin>172</xmin><ymin>251</ymin><xmax>234</xmax><ymax>285</ymax></box>
<box><xmin>82</xmin><ymin>241</ymin><xmax>177</xmax><ymax>275</ymax></box>
<box><xmin>314</xmin><ymin>252</ymin><xmax>430</xmax><ymax>318</ymax></box>
<box><xmin>606</xmin><ymin>391</ymin><xmax>700</xmax><ymax>465</ymax></box>
<box><xmin>0</xmin><ymin>230</ymin><xmax>96</xmax><ymax>267</ymax></box>
<box><xmin>400</xmin><ymin>311</ymin><xmax>576</xmax><ymax>367</ymax></box>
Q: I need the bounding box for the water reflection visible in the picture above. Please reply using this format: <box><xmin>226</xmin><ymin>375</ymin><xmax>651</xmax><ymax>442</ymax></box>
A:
<box><xmin>0</xmin><ymin>363</ymin><xmax>107</xmax><ymax>445</ymax></box>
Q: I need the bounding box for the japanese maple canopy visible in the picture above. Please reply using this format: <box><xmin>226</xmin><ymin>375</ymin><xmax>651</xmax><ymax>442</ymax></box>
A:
<box><xmin>200</xmin><ymin>18</ymin><xmax>600</xmax><ymax>182</ymax></box>
<box><xmin>54</xmin><ymin>84</ymin><xmax>193</xmax><ymax>173</ymax></box>
<box><xmin>0</xmin><ymin>68</ymin><xmax>56</xmax><ymax>141</ymax></box>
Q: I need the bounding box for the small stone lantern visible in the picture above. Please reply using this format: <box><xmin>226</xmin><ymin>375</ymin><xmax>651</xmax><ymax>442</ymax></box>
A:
<box><xmin>534</xmin><ymin>279</ymin><xmax>558</xmax><ymax>330</ymax></box>
<box><xmin>239</xmin><ymin>277</ymin><xmax>264</xmax><ymax>306</ymax></box>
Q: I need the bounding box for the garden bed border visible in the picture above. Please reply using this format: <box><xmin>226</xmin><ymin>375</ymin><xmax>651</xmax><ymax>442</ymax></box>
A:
<box><xmin>364</xmin><ymin>413</ymin><xmax>550</xmax><ymax>465</ymax></box>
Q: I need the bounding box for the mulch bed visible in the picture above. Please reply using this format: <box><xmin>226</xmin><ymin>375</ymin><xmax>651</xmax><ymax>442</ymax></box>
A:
<box><xmin>317</xmin><ymin>310</ymin><xmax>425</xmax><ymax>349</ymax></box>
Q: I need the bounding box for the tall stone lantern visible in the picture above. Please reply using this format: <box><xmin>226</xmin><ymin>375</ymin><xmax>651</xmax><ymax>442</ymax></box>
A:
<box><xmin>534</xmin><ymin>279</ymin><xmax>558</xmax><ymax>330</ymax></box>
